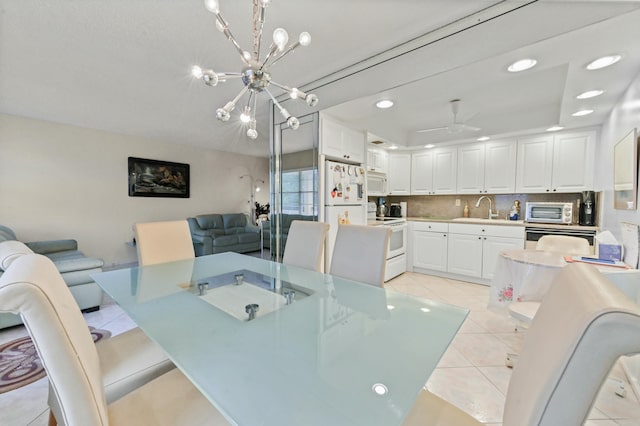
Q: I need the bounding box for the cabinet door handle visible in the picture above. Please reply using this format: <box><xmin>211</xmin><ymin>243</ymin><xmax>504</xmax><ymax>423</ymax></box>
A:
<box><xmin>443</xmin><ymin>234</ymin><xmax>447</xmax><ymax>237</ymax></box>
<box><xmin>478</xmin><ymin>237</ymin><xmax>482</xmax><ymax>240</ymax></box>
<box><xmin>553</xmin><ymin>189</ymin><xmax>557</xmax><ymax>192</ymax></box>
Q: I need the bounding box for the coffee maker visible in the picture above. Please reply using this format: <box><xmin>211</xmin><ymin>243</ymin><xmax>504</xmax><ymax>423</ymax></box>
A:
<box><xmin>579</xmin><ymin>191</ymin><xmax>596</xmax><ymax>226</ymax></box>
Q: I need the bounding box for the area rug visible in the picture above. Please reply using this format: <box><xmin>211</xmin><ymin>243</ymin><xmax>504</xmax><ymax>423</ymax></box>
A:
<box><xmin>0</xmin><ymin>327</ymin><xmax>110</xmax><ymax>394</ymax></box>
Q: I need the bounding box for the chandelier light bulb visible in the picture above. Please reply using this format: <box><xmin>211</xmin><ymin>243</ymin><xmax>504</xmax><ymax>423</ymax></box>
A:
<box><xmin>204</xmin><ymin>0</ymin><xmax>220</xmax><ymax>14</ymax></box>
<box><xmin>306</xmin><ymin>93</ymin><xmax>319</xmax><ymax>107</ymax></box>
<box><xmin>299</xmin><ymin>32</ymin><xmax>311</xmax><ymax>47</ymax></box>
<box><xmin>191</xmin><ymin>65</ymin><xmax>204</xmax><ymax>79</ymax></box>
<box><xmin>243</xmin><ymin>51</ymin><xmax>252</xmax><ymax>62</ymax></box>
<box><xmin>202</xmin><ymin>70</ymin><xmax>219</xmax><ymax>86</ymax></box>
<box><xmin>273</xmin><ymin>28</ymin><xmax>289</xmax><ymax>50</ymax></box>
<box><xmin>259</xmin><ymin>0</ymin><xmax>271</xmax><ymax>7</ymax></box>
<box><xmin>287</xmin><ymin>116</ymin><xmax>300</xmax><ymax>130</ymax></box>
<box><xmin>216</xmin><ymin>108</ymin><xmax>230</xmax><ymax>121</ymax></box>
<box><xmin>240</xmin><ymin>106</ymin><xmax>251</xmax><ymax>123</ymax></box>
<box><xmin>247</xmin><ymin>128</ymin><xmax>258</xmax><ymax>139</ymax></box>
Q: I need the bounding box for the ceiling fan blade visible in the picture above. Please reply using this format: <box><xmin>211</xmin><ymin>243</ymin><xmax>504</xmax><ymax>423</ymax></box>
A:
<box><xmin>460</xmin><ymin>124</ymin><xmax>481</xmax><ymax>132</ymax></box>
<box><xmin>416</xmin><ymin>126</ymin><xmax>449</xmax><ymax>133</ymax></box>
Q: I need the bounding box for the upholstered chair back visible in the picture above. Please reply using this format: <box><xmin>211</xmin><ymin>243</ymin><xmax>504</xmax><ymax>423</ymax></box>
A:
<box><xmin>330</xmin><ymin>224</ymin><xmax>391</xmax><ymax>287</ymax></box>
<box><xmin>0</xmin><ymin>240</ymin><xmax>33</xmax><ymax>271</ymax></box>
<box><xmin>282</xmin><ymin>221</ymin><xmax>329</xmax><ymax>272</ymax></box>
<box><xmin>134</xmin><ymin>220</ymin><xmax>195</xmax><ymax>266</ymax></box>
<box><xmin>503</xmin><ymin>262</ymin><xmax>640</xmax><ymax>425</ymax></box>
<box><xmin>0</xmin><ymin>254</ymin><xmax>108</xmax><ymax>425</ymax></box>
<box><xmin>536</xmin><ymin>235</ymin><xmax>590</xmax><ymax>255</ymax></box>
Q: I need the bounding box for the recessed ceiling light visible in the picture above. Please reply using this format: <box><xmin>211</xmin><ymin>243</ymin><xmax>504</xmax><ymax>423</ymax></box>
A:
<box><xmin>576</xmin><ymin>90</ymin><xmax>604</xmax><ymax>100</ymax></box>
<box><xmin>586</xmin><ymin>55</ymin><xmax>621</xmax><ymax>70</ymax></box>
<box><xmin>387</xmin><ymin>305</ymin><xmax>395</xmax><ymax>310</ymax></box>
<box><xmin>572</xmin><ymin>109</ymin><xmax>594</xmax><ymax>117</ymax></box>
<box><xmin>375</xmin><ymin>99</ymin><xmax>394</xmax><ymax>109</ymax></box>
<box><xmin>388</xmin><ymin>145</ymin><xmax>399</xmax><ymax>150</ymax></box>
<box><xmin>424</xmin><ymin>144</ymin><xmax>435</xmax><ymax>149</ymax></box>
<box><xmin>420</xmin><ymin>307</ymin><xmax>431</xmax><ymax>313</ymax></box>
<box><xmin>546</xmin><ymin>126</ymin><xmax>564</xmax><ymax>132</ymax></box>
<box><xmin>507</xmin><ymin>58</ymin><xmax>537</xmax><ymax>72</ymax></box>
<box><xmin>372</xmin><ymin>383</ymin><xmax>389</xmax><ymax>396</ymax></box>
<box><xmin>477</xmin><ymin>136</ymin><xmax>490</xmax><ymax>141</ymax></box>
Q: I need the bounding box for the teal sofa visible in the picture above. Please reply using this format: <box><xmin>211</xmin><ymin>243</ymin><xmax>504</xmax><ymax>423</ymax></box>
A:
<box><xmin>187</xmin><ymin>213</ymin><xmax>261</xmax><ymax>256</ymax></box>
<box><xmin>261</xmin><ymin>214</ymin><xmax>317</xmax><ymax>250</ymax></box>
<box><xmin>0</xmin><ymin>225</ymin><xmax>104</xmax><ymax>329</ymax></box>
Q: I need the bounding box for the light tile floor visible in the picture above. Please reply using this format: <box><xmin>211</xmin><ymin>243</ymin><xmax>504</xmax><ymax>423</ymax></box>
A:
<box><xmin>1</xmin><ymin>270</ymin><xmax>639</xmax><ymax>425</ymax></box>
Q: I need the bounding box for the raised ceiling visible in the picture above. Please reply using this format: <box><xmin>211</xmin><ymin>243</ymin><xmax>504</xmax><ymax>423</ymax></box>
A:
<box><xmin>1</xmin><ymin>1</ymin><xmax>640</xmax><ymax>157</ymax></box>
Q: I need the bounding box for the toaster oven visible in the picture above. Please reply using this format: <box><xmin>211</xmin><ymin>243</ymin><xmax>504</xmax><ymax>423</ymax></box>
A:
<box><xmin>525</xmin><ymin>202</ymin><xmax>573</xmax><ymax>224</ymax></box>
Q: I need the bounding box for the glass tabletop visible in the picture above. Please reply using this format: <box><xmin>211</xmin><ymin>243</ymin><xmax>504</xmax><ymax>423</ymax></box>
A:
<box><xmin>93</xmin><ymin>252</ymin><xmax>468</xmax><ymax>426</ymax></box>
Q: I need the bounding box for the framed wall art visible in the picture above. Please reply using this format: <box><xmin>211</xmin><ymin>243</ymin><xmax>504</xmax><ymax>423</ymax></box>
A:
<box><xmin>128</xmin><ymin>157</ymin><xmax>190</xmax><ymax>198</ymax></box>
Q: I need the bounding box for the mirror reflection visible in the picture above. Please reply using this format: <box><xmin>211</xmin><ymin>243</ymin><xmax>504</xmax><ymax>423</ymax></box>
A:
<box><xmin>614</xmin><ymin>129</ymin><xmax>639</xmax><ymax>210</ymax></box>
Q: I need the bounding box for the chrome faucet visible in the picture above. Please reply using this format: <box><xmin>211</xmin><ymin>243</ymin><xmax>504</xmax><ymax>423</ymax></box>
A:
<box><xmin>475</xmin><ymin>196</ymin><xmax>499</xmax><ymax>220</ymax></box>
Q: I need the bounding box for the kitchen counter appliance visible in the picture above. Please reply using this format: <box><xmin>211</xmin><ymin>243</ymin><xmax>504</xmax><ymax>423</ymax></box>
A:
<box><xmin>525</xmin><ymin>202</ymin><xmax>573</xmax><ymax>224</ymax></box>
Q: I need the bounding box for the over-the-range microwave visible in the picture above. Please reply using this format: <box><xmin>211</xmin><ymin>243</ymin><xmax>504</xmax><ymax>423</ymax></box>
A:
<box><xmin>525</xmin><ymin>202</ymin><xmax>573</xmax><ymax>224</ymax></box>
<box><xmin>367</xmin><ymin>171</ymin><xmax>388</xmax><ymax>196</ymax></box>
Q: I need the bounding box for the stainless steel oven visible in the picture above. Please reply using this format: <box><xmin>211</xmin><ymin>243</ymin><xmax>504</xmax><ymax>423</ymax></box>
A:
<box><xmin>525</xmin><ymin>226</ymin><xmax>596</xmax><ymax>251</ymax></box>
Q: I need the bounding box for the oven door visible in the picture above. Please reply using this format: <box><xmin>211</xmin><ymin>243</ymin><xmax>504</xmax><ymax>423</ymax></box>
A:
<box><xmin>387</xmin><ymin>223</ymin><xmax>407</xmax><ymax>259</ymax></box>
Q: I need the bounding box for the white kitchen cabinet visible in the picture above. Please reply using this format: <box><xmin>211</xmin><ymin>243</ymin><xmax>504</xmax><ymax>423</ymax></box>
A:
<box><xmin>447</xmin><ymin>223</ymin><xmax>524</xmax><ymax>281</ymax></box>
<box><xmin>410</xmin><ymin>147</ymin><xmax>456</xmax><ymax>195</ymax></box>
<box><xmin>320</xmin><ymin>116</ymin><xmax>365</xmax><ymax>163</ymax></box>
<box><xmin>367</xmin><ymin>147</ymin><xmax>388</xmax><ymax>173</ymax></box>
<box><xmin>411</xmin><ymin>221</ymin><xmax>448</xmax><ymax>271</ymax></box>
<box><xmin>457</xmin><ymin>140</ymin><xmax>516</xmax><ymax>194</ymax></box>
<box><xmin>388</xmin><ymin>153</ymin><xmax>411</xmax><ymax>195</ymax></box>
<box><xmin>411</xmin><ymin>151</ymin><xmax>434</xmax><ymax>194</ymax></box>
<box><xmin>551</xmin><ymin>131</ymin><xmax>595</xmax><ymax>192</ymax></box>
<box><xmin>516</xmin><ymin>131</ymin><xmax>595</xmax><ymax>193</ymax></box>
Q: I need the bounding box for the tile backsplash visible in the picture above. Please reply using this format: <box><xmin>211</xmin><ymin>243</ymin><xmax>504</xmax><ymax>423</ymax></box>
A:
<box><xmin>371</xmin><ymin>192</ymin><xmax>599</xmax><ymax>225</ymax></box>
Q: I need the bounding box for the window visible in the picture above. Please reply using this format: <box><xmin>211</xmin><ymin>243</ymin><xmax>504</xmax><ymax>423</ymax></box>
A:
<box><xmin>282</xmin><ymin>168</ymin><xmax>318</xmax><ymax>215</ymax></box>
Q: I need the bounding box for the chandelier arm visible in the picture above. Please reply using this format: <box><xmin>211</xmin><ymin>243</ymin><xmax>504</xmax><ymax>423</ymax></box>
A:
<box><xmin>259</xmin><ymin>44</ymin><xmax>279</xmax><ymax>72</ymax></box>
<box><xmin>214</xmin><ymin>12</ymin><xmax>251</xmax><ymax>66</ymax></box>
<box><xmin>264</xmin><ymin>88</ymin><xmax>288</xmax><ymax>117</ymax></box>
<box><xmin>269</xmin><ymin>41</ymin><xmax>301</xmax><ymax>67</ymax></box>
<box><xmin>227</xmin><ymin>85</ymin><xmax>251</xmax><ymax>110</ymax></box>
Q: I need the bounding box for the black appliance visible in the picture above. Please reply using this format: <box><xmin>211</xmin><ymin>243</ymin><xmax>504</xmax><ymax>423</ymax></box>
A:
<box><xmin>579</xmin><ymin>191</ymin><xmax>596</xmax><ymax>226</ymax></box>
<box><xmin>389</xmin><ymin>204</ymin><xmax>402</xmax><ymax>217</ymax></box>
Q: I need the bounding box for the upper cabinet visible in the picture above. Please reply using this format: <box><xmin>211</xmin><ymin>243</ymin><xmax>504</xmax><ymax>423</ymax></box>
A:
<box><xmin>411</xmin><ymin>147</ymin><xmax>457</xmax><ymax>195</ymax></box>
<box><xmin>457</xmin><ymin>140</ymin><xmax>516</xmax><ymax>194</ymax></box>
<box><xmin>320</xmin><ymin>116</ymin><xmax>365</xmax><ymax>164</ymax></box>
<box><xmin>367</xmin><ymin>147</ymin><xmax>388</xmax><ymax>173</ymax></box>
<box><xmin>516</xmin><ymin>130</ymin><xmax>595</xmax><ymax>193</ymax></box>
<box><xmin>388</xmin><ymin>153</ymin><xmax>411</xmax><ymax>195</ymax></box>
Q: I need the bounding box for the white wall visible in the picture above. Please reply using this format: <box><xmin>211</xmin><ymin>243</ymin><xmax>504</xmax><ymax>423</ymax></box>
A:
<box><xmin>0</xmin><ymin>114</ymin><xmax>269</xmax><ymax>267</ymax></box>
<box><xmin>594</xmin><ymin>71</ymin><xmax>640</xmax><ymax>240</ymax></box>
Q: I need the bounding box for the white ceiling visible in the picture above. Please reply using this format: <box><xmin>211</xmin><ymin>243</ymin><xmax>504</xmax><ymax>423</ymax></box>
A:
<box><xmin>1</xmin><ymin>1</ymin><xmax>640</xmax><ymax>157</ymax></box>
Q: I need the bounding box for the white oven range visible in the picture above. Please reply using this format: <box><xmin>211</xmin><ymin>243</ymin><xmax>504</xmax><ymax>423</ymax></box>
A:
<box><xmin>371</xmin><ymin>217</ymin><xmax>407</xmax><ymax>281</ymax></box>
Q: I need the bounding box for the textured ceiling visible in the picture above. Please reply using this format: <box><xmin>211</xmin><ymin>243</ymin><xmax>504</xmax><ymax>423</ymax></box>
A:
<box><xmin>1</xmin><ymin>1</ymin><xmax>640</xmax><ymax>157</ymax></box>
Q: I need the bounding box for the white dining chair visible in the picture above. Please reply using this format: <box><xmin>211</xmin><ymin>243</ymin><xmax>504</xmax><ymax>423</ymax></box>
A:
<box><xmin>134</xmin><ymin>220</ymin><xmax>195</xmax><ymax>266</ymax></box>
<box><xmin>0</xmin><ymin>254</ymin><xmax>229</xmax><ymax>426</ymax></box>
<box><xmin>0</xmin><ymin>240</ymin><xmax>176</xmax><ymax>421</ymax></box>
<box><xmin>535</xmin><ymin>234</ymin><xmax>591</xmax><ymax>255</ymax></box>
<box><xmin>404</xmin><ymin>262</ymin><xmax>640</xmax><ymax>425</ymax></box>
<box><xmin>330</xmin><ymin>224</ymin><xmax>391</xmax><ymax>287</ymax></box>
<box><xmin>282</xmin><ymin>220</ymin><xmax>329</xmax><ymax>271</ymax></box>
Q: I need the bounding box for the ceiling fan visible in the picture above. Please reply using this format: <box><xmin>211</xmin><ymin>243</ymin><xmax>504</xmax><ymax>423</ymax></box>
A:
<box><xmin>417</xmin><ymin>99</ymin><xmax>481</xmax><ymax>134</ymax></box>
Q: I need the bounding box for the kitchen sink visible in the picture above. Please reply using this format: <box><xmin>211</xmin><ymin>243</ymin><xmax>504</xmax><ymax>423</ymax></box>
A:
<box><xmin>452</xmin><ymin>218</ymin><xmax>524</xmax><ymax>224</ymax></box>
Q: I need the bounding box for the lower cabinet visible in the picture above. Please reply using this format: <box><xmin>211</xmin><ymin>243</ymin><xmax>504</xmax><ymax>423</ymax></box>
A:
<box><xmin>448</xmin><ymin>223</ymin><xmax>524</xmax><ymax>280</ymax></box>
<box><xmin>410</xmin><ymin>221</ymin><xmax>524</xmax><ymax>284</ymax></box>
<box><xmin>412</xmin><ymin>222</ymin><xmax>448</xmax><ymax>272</ymax></box>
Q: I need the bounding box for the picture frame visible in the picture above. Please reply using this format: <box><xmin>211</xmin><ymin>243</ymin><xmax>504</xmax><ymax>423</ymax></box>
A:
<box><xmin>128</xmin><ymin>157</ymin><xmax>190</xmax><ymax>198</ymax></box>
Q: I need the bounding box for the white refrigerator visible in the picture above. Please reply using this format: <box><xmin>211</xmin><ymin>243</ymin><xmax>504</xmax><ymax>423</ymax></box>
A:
<box><xmin>324</xmin><ymin>160</ymin><xmax>366</xmax><ymax>270</ymax></box>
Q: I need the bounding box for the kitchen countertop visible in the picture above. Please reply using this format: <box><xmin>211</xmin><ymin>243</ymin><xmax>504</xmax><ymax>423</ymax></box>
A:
<box><xmin>406</xmin><ymin>217</ymin><xmax>599</xmax><ymax>231</ymax></box>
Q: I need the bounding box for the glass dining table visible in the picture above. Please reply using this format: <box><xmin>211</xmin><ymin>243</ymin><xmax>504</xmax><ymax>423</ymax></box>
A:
<box><xmin>92</xmin><ymin>252</ymin><xmax>468</xmax><ymax>425</ymax></box>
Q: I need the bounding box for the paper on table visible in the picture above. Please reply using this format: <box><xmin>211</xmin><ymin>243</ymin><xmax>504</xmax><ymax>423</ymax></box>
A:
<box><xmin>620</xmin><ymin>222</ymin><xmax>640</xmax><ymax>269</ymax></box>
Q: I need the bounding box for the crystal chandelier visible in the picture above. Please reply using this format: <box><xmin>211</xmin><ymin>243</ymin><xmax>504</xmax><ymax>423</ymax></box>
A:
<box><xmin>192</xmin><ymin>0</ymin><xmax>318</xmax><ymax>140</ymax></box>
